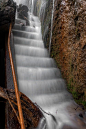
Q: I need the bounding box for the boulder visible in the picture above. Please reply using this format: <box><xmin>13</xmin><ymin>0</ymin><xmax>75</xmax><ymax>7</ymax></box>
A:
<box><xmin>17</xmin><ymin>4</ymin><xmax>29</xmax><ymax>25</ymax></box>
<box><xmin>0</xmin><ymin>0</ymin><xmax>16</xmax><ymax>30</ymax></box>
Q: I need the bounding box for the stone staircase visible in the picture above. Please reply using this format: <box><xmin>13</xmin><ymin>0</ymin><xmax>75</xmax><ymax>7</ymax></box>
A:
<box><xmin>12</xmin><ymin>14</ymin><xmax>86</xmax><ymax>129</ymax></box>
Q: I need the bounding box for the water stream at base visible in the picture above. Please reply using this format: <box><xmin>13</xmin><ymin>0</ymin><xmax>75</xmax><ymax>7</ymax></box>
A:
<box><xmin>12</xmin><ymin>0</ymin><xmax>86</xmax><ymax>129</ymax></box>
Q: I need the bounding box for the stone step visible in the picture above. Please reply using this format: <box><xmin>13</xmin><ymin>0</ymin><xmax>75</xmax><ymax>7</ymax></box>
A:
<box><xmin>15</xmin><ymin>55</ymin><xmax>57</xmax><ymax>68</ymax></box>
<box><xmin>12</xmin><ymin>29</ymin><xmax>42</xmax><ymax>40</ymax></box>
<box><xmin>14</xmin><ymin>36</ymin><xmax>44</xmax><ymax>48</ymax></box>
<box><xmin>13</xmin><ymin>24</ymin><xmax>37</xmax><ymax>32</ymax></box>
<box><xmin>14</xmin><ymin>44</ymin><xmax>49</xmax><ymax>57</ymax></box>
<box><xmin>28</xmin><ymin>92</ymin><xmax>73</xmax><ymax>107</ymax></box>
<box><xmin>15</xmin><ymin>18</ymin><xmax>26</xmax><ymax>25</ymax></box>
<box><xmin>18</xmin><ymin>79</ymin><xmax>66</xmax><ymax>96</ymax></box>
<box><xmin>17</xmin><ymin>67</ymin><xmax>61</xmax><ymax>80</ymax></box>
<box><xmin>30</xmin><ymin>21</ymin><xmax>41</xmax><ymax>27</ymax></box>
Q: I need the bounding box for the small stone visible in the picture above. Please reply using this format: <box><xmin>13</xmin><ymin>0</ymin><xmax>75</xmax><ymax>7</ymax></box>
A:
<box><xmin>79</xmin><ymin>113</ymin><xmax>83</xmax><ymax>118</ymax></box>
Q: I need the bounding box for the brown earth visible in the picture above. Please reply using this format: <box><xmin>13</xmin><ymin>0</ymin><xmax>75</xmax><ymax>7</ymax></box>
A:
<box><xmin>51</xmin><ymin>0</ymin><xmax>86</xmax><ymax>107</ymax></box>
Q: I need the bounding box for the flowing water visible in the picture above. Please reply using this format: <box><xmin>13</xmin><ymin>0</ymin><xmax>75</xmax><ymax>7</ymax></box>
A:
<box><xmin>31</xmin><ymin>0</ymin><xmax>34</xmax><ymax>13</ymax></box>
<box><xmin>12</xmin><ymin>0</ymin><xmax>86</xmax><ymax>128</ymax></box>
<box><xmin>49</xmin><ymin>0</ymin><xmax>55</xmax><ymax>55</ymax></box>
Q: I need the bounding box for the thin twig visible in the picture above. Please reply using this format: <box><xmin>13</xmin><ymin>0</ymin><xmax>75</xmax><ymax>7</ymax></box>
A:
<box><xmin>34</xmin><ymin>103</ymin><xmax>57</xmax><ymax>123</ymax></box>
<box><xmin>34</xmin><ymin>102</ymin><xmax>52</xmax><ymax>116</ymax></box>
<box><xmin>5</xmin><ymin>90</ymin><xmax>20</xmax><ymax>124</ymax></box>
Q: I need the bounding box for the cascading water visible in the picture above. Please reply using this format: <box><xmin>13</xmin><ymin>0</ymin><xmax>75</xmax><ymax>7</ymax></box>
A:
<box><xmin>49</xmin><ymin>0</ymin><xmax>55</xmax><ymax>55</ymax></box>
<box><xmin>31</xmin><ymin>0</ymin><xmax>33</xmax><ymax>13</ymax></box>
<box><xmin>39</xmin><ymin>0</ymin><xmax>46</xmax><ymax>18</ymax></box>
<box><xmin>10</xmin><ymin>0</ymin><xmax>86</xmax><ymax>128</ymax></box>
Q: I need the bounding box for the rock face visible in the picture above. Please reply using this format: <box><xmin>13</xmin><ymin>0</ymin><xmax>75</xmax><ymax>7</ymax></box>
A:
<box><xmin>0</xmin><ymin>0</ymin><xmax>16</xmax><ymax>28</ymax></box>
<box><xmin>51</xmin><ymin>0</ymin><xmax>86</xmax><ymax>107</ymax></box>
<box><xmin>36</xmin><ymin>0</ymin><xmax>86</xmax><ymax>108</ymax></box>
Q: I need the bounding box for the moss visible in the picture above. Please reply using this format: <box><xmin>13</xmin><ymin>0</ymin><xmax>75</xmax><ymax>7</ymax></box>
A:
<box><xmin>57</xmin><ymin>62</ymin><xmax>61</xmax><ymax>69</ymax></box>
<box><xmin>82</xmin><ymin>101</ymin><xmax>86</xmax><ymax>108</ymax></box>
<box><xmin>76</xmin><ymin>99</ymin><xmax>86</xmax><ymax>109</ymax></box>
<box><xmin>72</xmin><ymin>91</ymin><xmax>79</xmax><ymax>100</ymax></box>
<box><xmin>75</xmin><ymin>27</ymin><xmax>78</xmax><ymax>34</ymax></box>
<box><xmin>67</xmin><ymin>81</ymin><xmax>86</xmax><ymax>109</ymax></box>
<box><xmin>67</xmin><ymin>81</ymin><xmax>72</xmax><ymax>92</ymax></box>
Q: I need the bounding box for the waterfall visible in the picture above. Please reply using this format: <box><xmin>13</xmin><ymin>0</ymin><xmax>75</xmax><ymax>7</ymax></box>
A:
<box><xmin>39</xmin><ymin>0</ymin><xmax>42</xmax><ymax>17</ymax></box>
<box><xmin>49</xmin><ymin>0</ymin><xmax>55</xmax><ymax>55</ymax></box>
<box><xmin>14</xmin><ymin>0</ymin><xmax>28</xmax><ymax>6</ymax></box>
<box><xmin>31</xmin><ymin>0</ymin><xmax>33</xmax><ymax>13</ymax></box>
<box><xmin>10</xmin><ymin>0</ymin><xmax>86</xmax><ymax>128</ymax></box>
<box><xmin>39</xmin><ymin>0</ymin><xmax>46</xmax><ymax>18</ymax></box>
<box><xmin>39</xmin><ymin>0</ymin><xmax>55</xmax><ymax>52</ymax></box>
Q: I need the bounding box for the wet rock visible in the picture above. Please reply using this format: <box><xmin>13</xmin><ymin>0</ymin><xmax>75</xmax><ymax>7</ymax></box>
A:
<box><xmin>49</xmin><ymin>0</ymin><xmax>86</xmax><ymax>108</ymax></box>
<box><xmin>79</xmin><ymin>113</ymin><xmax>83</xmax><ymax>118</ymax></box>
<box><xmin>17</xmin><ymin>4</ymin><xmax>29</xmax><ymax>25</ymax></box>
<box><xmin>36</xmin><ymin>0</ymin><xmax>86</xmax><ymax>108</ymax></box>
<box><xmin>0</xmin><ymin>0</ymin><xmax>16</xmax><ymax>28</ymax></box>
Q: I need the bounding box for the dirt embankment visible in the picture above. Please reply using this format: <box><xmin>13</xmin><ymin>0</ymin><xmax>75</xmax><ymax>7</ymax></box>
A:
<box><xmin>51</xmin><ymin>0</ymin><xmax>86</xmax><ymax>107</ymax></box>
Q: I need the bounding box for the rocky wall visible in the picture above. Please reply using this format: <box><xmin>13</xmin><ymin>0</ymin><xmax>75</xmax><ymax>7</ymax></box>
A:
<box><xmin>0</xmin><ymin>0</ymin><xmax>16</xmax><ymax>27</ymax></box>
<box><xmin>35</xmin><ymin>0</ymin><xmax>86</xmax><ymax>108</ymax></box>
<box><xmin>51</xmin><ymin>0</ymin><xmax>86</xmax><ymax>107</ymax></box>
